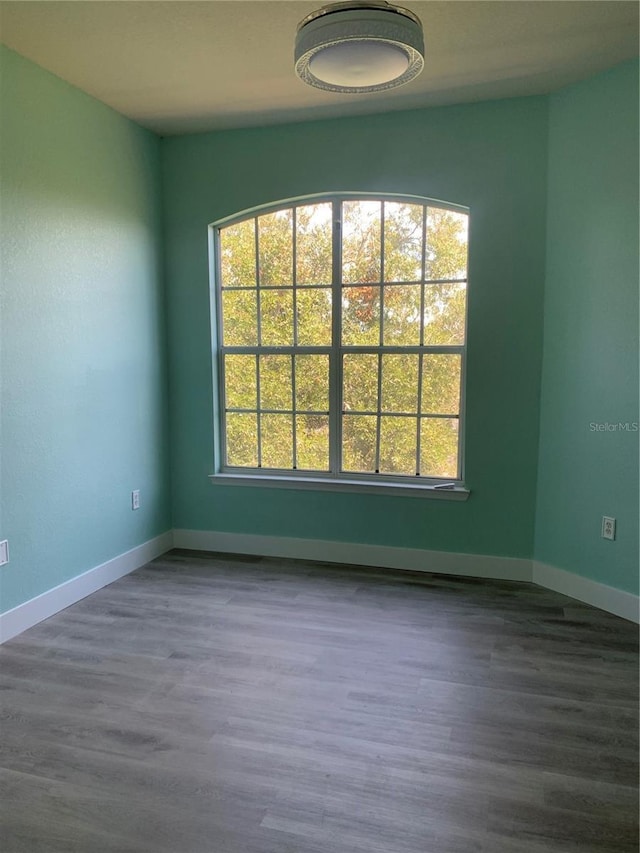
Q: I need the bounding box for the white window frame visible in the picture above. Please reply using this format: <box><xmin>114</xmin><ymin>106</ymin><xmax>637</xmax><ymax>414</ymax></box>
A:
<box><xmin>209</xmin><ymin>192</ymin><xmax>470</xmax><ymax>500</ymax></box>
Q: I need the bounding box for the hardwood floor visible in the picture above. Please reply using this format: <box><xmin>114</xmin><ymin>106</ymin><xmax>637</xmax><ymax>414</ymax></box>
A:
<box><xmin>1</xmin><ymin>549</ymin><xmax>638</xmax><ymax>853</ymax></box>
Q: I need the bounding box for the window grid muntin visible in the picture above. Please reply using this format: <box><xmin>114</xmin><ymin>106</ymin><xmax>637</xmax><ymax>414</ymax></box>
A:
<box><xmin>342</xmin><ymin>411</ymin><xmax>460</xmax><ymax>420</ymax></box>
<box><xmin>340</xmin><ymin>350</ymin><xmax>461</xmax><ymax>478</ymax></box>
<box><xmin>416</xmin><ymin>346</ymin><xmax>424</xmax><ymax>471</ymax></box>
<box><xmin>215</xmin><ymin>194</ymin><xmax>467</xmax><ymax>482</ymax></box>
<box><xmin>374</xmin><ymin>352</ymin><xmax>383</xmax><ymax>473</ymax></box>
<box><xmin>329</xmin><ymin>199</ymin><xmax>342</xmax><ymax>477</ymax></box>
<box><xmin>222</xmin><ymin>347</ymin><xmax>332</xmax><ymax>471</ymax></box>
<box><xmin>291</xmin><ymin>209</ymin><xmax>298</xmax><ymax>466</ymax></box>
<box><xmin>291</xmin><ymin>353</ymin><xmax>297</xmax><ymax>469</ymax></box>
<box><xmin>222</xmin><ymin>277</ymin><xmax>465</xmax><ymax>291</ymax></box>
<box><xmin>379</xmin><ymin>202</ymin><xmax>385</xmax><ymax>344</ymax></box>
<box><xmin>254</xmin><ymin>351</ymin><xmax>262</xmax><ymax>467</ymax></box>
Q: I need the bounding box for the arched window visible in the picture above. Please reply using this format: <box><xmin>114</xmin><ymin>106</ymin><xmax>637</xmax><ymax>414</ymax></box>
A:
<box><xmin>211</xmin><ymin>194</ymin><xmax>468</xmax><ymax>493</ymax></box>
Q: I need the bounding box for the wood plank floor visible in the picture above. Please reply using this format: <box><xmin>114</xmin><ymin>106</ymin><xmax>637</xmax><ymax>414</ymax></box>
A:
<box><xmin>1</xmin><ymin>549</ymin><xmax>638</xmax><ymax>853</ymax></box>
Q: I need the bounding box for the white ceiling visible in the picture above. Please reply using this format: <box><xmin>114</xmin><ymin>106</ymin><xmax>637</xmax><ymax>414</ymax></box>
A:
<box><xmin>0</xmin><ymin>1</ymin><xmax>638</xmax><ymax>136</ymax></box>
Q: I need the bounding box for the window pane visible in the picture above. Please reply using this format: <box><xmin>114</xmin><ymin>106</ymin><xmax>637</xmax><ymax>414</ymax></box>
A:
<box><xmin>295</xmin><ymin>355</ymin><xmax>329</xmax><ymax>412</ymax></box>
<box><xmin>296</xmin><ymin>288</ymin><xmax>332</xmax><ymax>346</ymax></box>
<box><xmin>225</xmin><ymin>355</ymin><xmax>256</xmax><ymax>410</ymax></box>
<box><xmin>296</xmin><ymin>415</ymin><xmax>329</xmax><ymax>470</ymax></box>
<box><xmin>384</xmin><ymin>202</ymin><xmax>423</xmax><ymax>282</ymax></box>
<box><xmin>218</xmin><ymin>198</ymin><xmax>467</xmax><ymax>483</ymax></box>
<box><xmin>220</xmin><ymin>219</ymin><xmax>256</xmax><ymax>287</ymax></box>
<box><xmin>379</xmin><ymin>416</ymin><xmax>417</xmax><ymax>475</ymax></box>
<box><xmin>261</xmin><ymin>414</ymin><xmax>293</xmax><ymax>469</ymax></box>
<box><xmin>297</xmin><ymin>203</ymin><xmax>333</xmax><ymax>284</ymax></box>
<box><xmin>342</xmin><ymin>286</ymin><xmax>380</xmax><ymax>346</ymax></box>
<box><xmin>343</xmin><ymin>354</ymin><xmax>378</xmax><ymax>413</ymax></box>
<box><xmin>382</xmin><ymin>284</ymin><xmax>421</xmax><ymax>345</ymax></box>
<box><xmin>226</xmin><ymin>413</ymin><xmax>258</xmax><ymax>467</ymax></box>
<box><xmin>422</xmin><ymin>355</ymin><xmax>462</xmax><ymax>415</ymax></box>
<box><xmin>342</xmin><ymin>200</ymin><xmax>381</xmax><ymax>284</ymax></box>
<box><xmin>426</xmin><ymin>208</ymin><xmax>468</xmax><ymax>281</ymax></box>
<box><xmin>423</xmin><ymin>283</ymin><xmax>466</xmax><ymax>345</ymax></box>
<box><xmin>258</xmin><ymin>209</ymin><xmax>293</xmax><ymax>286</ymax></box>
<box><xmin>260</xmin><ymin>355</ymin><xmax>292</xmax><ymax>411</ymax></box>
<box><xmin>260</xmin><ymin>289</ymin><xmax>294</xmax><ymax>345</ymax></box>
<box><xmin>222</xmin><ymin>290</ymin><xmax>258</xmax><ymax>346</ymax></box>
<box><xmin>342</xmin><ymin>415</ymin><xmax>377</xmax><ymax>473</ymax></box>
<box><xmin>381</xmin><ymin>354</ymin><xmax>419</xmax><ymax>413</ymax></box>
<box><xmin>420</xmin><ymin>418</ymin><xmax>459</xmax><ymax>478</ymax></box>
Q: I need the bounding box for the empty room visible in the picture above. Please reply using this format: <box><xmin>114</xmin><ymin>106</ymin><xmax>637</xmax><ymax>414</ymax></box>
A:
<box><xmin>0</xmin><ymin>2</ymin><xmax>638</xmax><ymax>851</ymax></box>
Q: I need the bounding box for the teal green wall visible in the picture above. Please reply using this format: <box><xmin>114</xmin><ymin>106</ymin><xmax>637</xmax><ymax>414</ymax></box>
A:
<box><xmin>2</xmin><ymin>44</ymin><xmax>635</xmax><ymax>610</ymax></box>
<box><xmin>535</xmin><ymin>60</ymin><xmax>639</xmax><ymax>594</ymax></box>
<box><xmin>0</xmin><ymin>47</ymin><xmax>171</xmax><ymax>613</ymax></box>
<box><xmin>162</xmin><ymin>97</ymin><xmax>549</xmax><ymax>556</ymax></box>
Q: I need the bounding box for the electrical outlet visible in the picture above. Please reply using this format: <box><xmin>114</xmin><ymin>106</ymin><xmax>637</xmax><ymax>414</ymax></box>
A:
<box><xmin>131</xmin><ymin>490</ymin><xmax>140</xmax><ymax>511</ymax></box>
<box><xmin>601</xmin><ymin>516</ymin><xmax>616</xmax><ymax>540</ymax></box>
<box><xmin>0</xmin><ymin>540</ymin><xmax>9</xmax><ymax>566</ymax></box>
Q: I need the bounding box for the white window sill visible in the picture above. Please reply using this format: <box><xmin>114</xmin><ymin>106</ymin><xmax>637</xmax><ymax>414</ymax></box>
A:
<box><xmin>209</xmin><ymin>473</ymin><xmax>470</xmax><ymax>500</ymax></box>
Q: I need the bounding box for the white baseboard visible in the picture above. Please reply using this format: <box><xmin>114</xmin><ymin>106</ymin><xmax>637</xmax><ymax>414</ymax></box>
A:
<box><xmin>532</xmin><ymin>561</ymin><xmax>639</xmax><ymax>624</ymax></box>
<box><xmin>3</xmin><ymin>530</ymin><xmax>635</xmax><ymax>644</ymax></box>
<box><xmin>174</xmin><ymin>530</ymin><xmax>639</xmax><ymax>622</ymax></box>
<box><xmin>172</xmin><ymin>528</ymin><xmax>533</xmax><ymax>583</ymax></box>
<box><xmin>0</xmin><ymin>531</ymin><xmax>174</xmax><ymax>644</ymax></box>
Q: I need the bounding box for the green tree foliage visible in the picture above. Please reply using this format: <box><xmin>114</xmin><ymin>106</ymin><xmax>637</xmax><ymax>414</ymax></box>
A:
<box><xmin>218</xmin><ymin>199</ymin><xmax>467</xmax><ymax>478</ymax></box>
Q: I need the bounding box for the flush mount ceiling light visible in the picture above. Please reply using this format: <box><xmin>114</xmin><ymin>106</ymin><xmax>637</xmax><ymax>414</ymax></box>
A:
<box><xmin>295</xmin><ymin>1</ymin><xmax>425</xmax><ymax>94</ymax></box>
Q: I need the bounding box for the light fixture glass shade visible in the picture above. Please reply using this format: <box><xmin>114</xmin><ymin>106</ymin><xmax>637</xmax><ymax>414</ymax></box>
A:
<box><xmin>295</xmin><ymin>2</ymin><xmax>424</xmax><ymax>94</ymax></box>
<box><xmin>308</xmin><ymin>41</ymin><xmax>410</xmax><ymax>88</ymax></box>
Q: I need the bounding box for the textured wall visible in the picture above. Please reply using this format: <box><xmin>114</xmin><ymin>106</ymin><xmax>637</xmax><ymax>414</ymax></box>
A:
<box><xmin>535</xmin><ymin>60</ymin><xmax>639</xmax><ymax>593</ymax></box>
<box><xmin>162</xmin><ymin>96</ymin><xmax>549</xmax><ymax>557</ymax></box>
<box><xmin>4</xmin><ymin>44</ymin><xmax>633</xmax><ymax>605</ymax></box>
<box><xmin>0</xmin><ymin>47</ymin><xmax>171</xmax><ymax>613</ymax></box>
